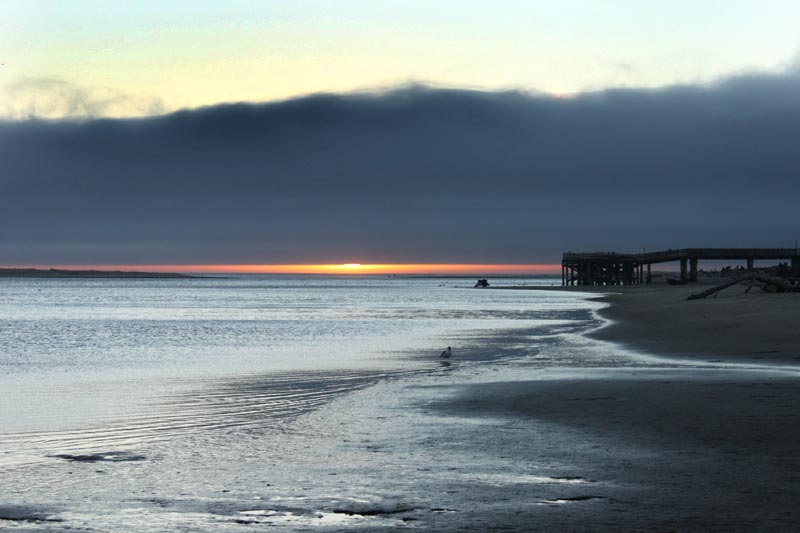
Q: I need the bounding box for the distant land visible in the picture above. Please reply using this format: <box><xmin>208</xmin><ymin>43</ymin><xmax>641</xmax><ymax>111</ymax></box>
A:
<box><xmin>0</xmin><ymin>268</ymin><xmax>194</xmax><ymax>279</ymax></box>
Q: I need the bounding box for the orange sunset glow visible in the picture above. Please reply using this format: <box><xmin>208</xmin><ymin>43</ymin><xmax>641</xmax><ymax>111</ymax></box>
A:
<box><xmin>24</xmin><ymin>264</ymin><xmax>560</xmax><ymax>275</ymax></box>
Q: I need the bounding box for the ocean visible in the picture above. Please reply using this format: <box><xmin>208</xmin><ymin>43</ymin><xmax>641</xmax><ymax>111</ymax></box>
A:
<box><xmin>0</xmin><ymin>275</ymin><xmax>623</xmax><ymax>529</ymax></box>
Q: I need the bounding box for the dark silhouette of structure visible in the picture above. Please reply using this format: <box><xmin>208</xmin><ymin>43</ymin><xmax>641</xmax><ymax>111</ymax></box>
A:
<box><xmin>562</xmin><ymin>248</ymin><xmax>800</xmax><ymax>286</ymax></box>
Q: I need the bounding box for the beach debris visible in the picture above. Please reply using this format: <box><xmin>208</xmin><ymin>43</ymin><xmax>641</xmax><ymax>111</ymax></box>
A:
<box><xmin>330</xmin><ymin>506</ymin><xmax>416</xmax><ymax>516</ymax></box>
<box><xmin>440</xmin><ymin>346</ymin><xmax>452</xmax><ymax>359</ymax></box>
<box><xmin>50</xmin><ymin>451</ymin><xmax>146</xmax><ymax>463</ymax></box>
<box><xmin>539</xmin><ymin>495</ymin><xmax>603</xmax><ymax>505</ymax></box>
<box><xmin>687</xmin><ymin>273</ymin><xmax>800</xmax><ymax>300</ymax></box>
<box><xmin>0</xmin><ymin>506</ymin><xmax>63</xmax><ymax>524</ymax></box>
<box><xmin>474</xmin><ymin>278</ymin><xmax>490</xmax><ymax>288</ymax></box>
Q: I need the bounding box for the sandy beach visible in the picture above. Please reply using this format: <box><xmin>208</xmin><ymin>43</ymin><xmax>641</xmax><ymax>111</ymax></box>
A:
<box><xmin>589</xmin><ymin>283</ymin><xmax>800</xmax><ymax>364</ymax></box>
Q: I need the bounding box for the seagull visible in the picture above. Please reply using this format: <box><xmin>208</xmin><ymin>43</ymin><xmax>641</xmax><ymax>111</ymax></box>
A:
<box><xmin>440</xmin><ymin>346</ymin><xmax>452</xmax><ymax>359</ymax></box>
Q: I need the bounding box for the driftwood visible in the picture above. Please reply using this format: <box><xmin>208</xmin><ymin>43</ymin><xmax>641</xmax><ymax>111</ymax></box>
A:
<box><xmin>687</xmin><ymin>274</ymin><xmax>799</xmax><ymax>300</ymax></box>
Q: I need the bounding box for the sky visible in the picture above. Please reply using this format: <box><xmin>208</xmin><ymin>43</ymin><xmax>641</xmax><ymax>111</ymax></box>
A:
<box><xmin>1</xmin><ymin>1</ymin><xmax>799</xmax><ymax>271</ymax></box>
<box><xmin>3</xmin><ymin>0</ymin><xmax>800</xmax><ymax>118</ymax></box>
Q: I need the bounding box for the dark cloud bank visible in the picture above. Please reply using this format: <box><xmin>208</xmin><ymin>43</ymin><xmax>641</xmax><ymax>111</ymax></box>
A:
<box><xmin>2</xmin><ymin>70</ymin><xmax>800</xmax><ymax>265</ymax></box>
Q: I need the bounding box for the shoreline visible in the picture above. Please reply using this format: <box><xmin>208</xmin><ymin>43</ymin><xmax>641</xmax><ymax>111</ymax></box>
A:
<box><xmin>589</xmin><ymin>285</ymin><xmax>800</xmax><ymax>364</ymax></box>
<box><xmin>501</xmin><ymin>282</ymin><xmax>800</xmax><ymax>365</ymax></box>
<box><xmin>589</xmin><ymin>284</ymin><xmax>800</xmax><ymax>364</ymax></box>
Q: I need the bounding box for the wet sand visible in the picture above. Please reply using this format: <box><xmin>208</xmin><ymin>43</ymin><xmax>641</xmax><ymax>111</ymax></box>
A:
<box><xmin>432</xmin><ymin>369</ymin><xmax>800</xmax><ymax>530</ymax></box>
<box><xmin>427</xmin><ymin>284</ymin><xmax>800</xmax><ymax>529</ymax></box>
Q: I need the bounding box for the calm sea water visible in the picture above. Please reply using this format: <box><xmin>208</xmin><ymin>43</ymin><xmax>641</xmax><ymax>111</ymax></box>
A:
<box><xmin>0</xmin><ymin>276</ymin><xmax>592</xmax><ymax>457</ymax></box>
<box><xmin>0</xmin><ymin>275</ymin><xmax>618</xmax><ymax>529</ymax></box>
<box><xmin>0</xmin><ymin>276</ymin><xmax>567</xmax><ymax>379</ymax></box>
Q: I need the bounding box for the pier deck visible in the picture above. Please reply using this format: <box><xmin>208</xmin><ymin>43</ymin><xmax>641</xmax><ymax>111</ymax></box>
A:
<box><xmin>562</xmin><ymin>248</ymin><xmax>800</xmax><ymax>286</ymax></box>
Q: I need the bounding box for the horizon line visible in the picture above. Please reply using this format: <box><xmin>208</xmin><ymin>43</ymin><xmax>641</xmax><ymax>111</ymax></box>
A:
<box><xmin>2</xmin><ymin>264</ymin><xmax>562</xmax><ymax>275</ymax></box>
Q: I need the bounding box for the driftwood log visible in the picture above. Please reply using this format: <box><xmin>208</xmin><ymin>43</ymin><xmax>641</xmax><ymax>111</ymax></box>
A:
<box><xmin>687</xmin><ymin>274</ymin><xmax>799</xmax><ymax>300</ymax></box>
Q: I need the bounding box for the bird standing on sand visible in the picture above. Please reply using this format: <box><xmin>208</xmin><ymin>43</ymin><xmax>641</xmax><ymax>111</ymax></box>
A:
<box><xmin>440</xmin><ymin>346</ymin><xmax>452</xmax><ymax>359</ymax></box>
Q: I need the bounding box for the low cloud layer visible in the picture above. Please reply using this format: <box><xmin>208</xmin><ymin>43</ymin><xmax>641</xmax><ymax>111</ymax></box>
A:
<box><xmin>2</xmin><ymin>70</ymin><xmax>799</xmax><ymax>265</ymax></box>
<box><xmin>1</xmin><ymin>78</ymin><xmax>165</xmax><ymax>120</ymax></box>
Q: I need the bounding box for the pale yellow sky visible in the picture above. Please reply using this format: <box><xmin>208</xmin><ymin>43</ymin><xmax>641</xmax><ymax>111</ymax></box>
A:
<box><xmin>2</xmin><ymin>0</ymin><xmax>799</xmax><ymax>118</ymax></box>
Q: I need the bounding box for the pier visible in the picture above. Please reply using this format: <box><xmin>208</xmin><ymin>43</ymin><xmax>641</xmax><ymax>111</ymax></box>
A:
<box><xmin>562</xmin><ymin>248</ymin><xmax>800</xmax><ymax>286</ymax></box>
